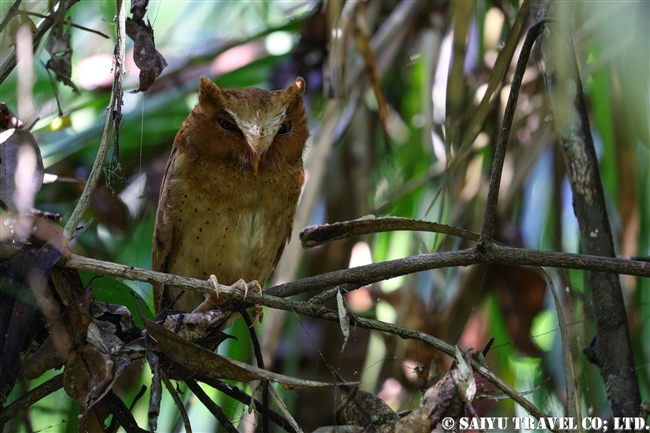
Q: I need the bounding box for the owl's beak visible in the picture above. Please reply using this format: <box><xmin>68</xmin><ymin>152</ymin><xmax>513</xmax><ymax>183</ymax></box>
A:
<box><xmin>245</xmin><ymin>134</ymin><xmax>273</xmax><ymax>174</ymax></box>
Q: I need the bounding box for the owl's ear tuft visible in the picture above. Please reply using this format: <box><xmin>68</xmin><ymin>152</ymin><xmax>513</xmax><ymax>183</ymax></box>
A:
<box><xmin>288</xmin><ymin>77</ymin><xmax>306</xmax><ymax>97</ymax></box>
<box><xmin>198</xmin><ymin>76</ymin><xmax>221</xmax><ymax>107</ymax></box>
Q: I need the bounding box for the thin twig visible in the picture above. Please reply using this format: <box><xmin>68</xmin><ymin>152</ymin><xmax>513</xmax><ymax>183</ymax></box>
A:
<box><xmin>478</xmin><ymin>17</ymin><xmax>548</xmax><ymax>246</ymax></box>
<box><xmin>0</xmin><ymin>0</ymin><xmax>22</xmax><ymax>34</ymax></box>
<box><xmin>160</xmin><ymin>370</ymin><xmax>192</xmax><ymax>433</ymax></box>
<box><xmin>300</xmin><ymin>216</ymin><xmax>481</xmax><ymax>248</ymax></box>
<box><xmin>309</xmin><ymin>282</ymin><xmax>364</xmax><ymax>306</ymax></box>
<box><xmin>186</xmin><ymin>379</ymin><xmax>238</xmax><ymax>433</ymax></box>
<box><xmin>193</xmin><ymin>375</ymin><xmax>297</xmax><ymax>433</ymax></box>
<box><xmin>61</xmin><ymin>0</ymin><xmax>126</xmax><ymax>250</ymax></box>
<box><xmin>241</xmin><ymin>310</ymin><xmax>269</xmax><ymax>433</ymax></box>
<box><xmin>267</xmin><ymin>386</ymin><xmax>303</xmax><ymax>433</ymax></box>
<box><xmin>0</xmin><ymin>11</ymin><xmax>54</xmax><ymax>84</ymax></box>
<box><xmin>22</xmin><ymin>11</ymin><xmax>110</xmax><ymax>38</ymax></box>
<box><xmin>541</xmin><ymin>267</ymin><xmax>581</xmax><ymax>430</ymax></box>
<box><xmin>103</xmin><ymin>392</ymin><xmax>150</xmax><ymax>433</ymax></box>
<box><xmin>0</xmin><ymin>374</ymin><xmax>63</xmax><ymax>424</ymax></box>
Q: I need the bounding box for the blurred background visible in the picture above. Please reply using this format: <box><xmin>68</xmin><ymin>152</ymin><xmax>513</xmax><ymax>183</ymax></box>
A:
<box><xmin>1</xmin><ymin>0</ymin><xmax>649</xmax><ymax>431</ymax></box>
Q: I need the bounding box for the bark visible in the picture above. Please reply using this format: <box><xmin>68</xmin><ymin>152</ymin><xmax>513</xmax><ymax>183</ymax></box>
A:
<box><xmin>539</xmin><ymin>1</ymin><xmax>640</xmax><ymax>417</ymax></box>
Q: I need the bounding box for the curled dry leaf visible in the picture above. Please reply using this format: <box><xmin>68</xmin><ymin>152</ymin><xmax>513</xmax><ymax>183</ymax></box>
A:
<box><xmin>0</xmin><ymin>236</ymin><xmax>62</xmax><ymax>393</ymax></box>
<box><xmin>146</xmin><ymin>339</ymin><xmax>162</xmax><ymax>432</ymax></box>
<box><xmin>335</xmin><ymin>347</ymin><xmax>479</xmax><ymax>433</ymax></box>
<box><xmin>45</xmin><ymin>16</ymin><xmax>80</xmax><ymax>94</ymax></box>
<box><xmin>336</xmin><ymin>290</ymin><xmax>350</xmax><ymax>353</ymax></box>
<box><xmin>125</xmin><ymin>18</ymin><xmax>167</xmax><ymax>92</ymax></box>
<box><xmin>22</xmin><ymin>287</ymin><xmax>94</xmax><ymax>379</ymax></box>
<box><xmin>162</xmin><ymin>309</ymin><xmax>228</xmax><ymax>342</ymax></box>
<box><xmin>339</xmin><ymin>386</ymin><xmax>400</xmax><ymax>428</ymax></box>
<box><xmin>64</xmin><ymin>344</ymin><xmax>114</xmax><ymax>407</ymax></box>
<box><xmin>130</xmin><ymin>0</ymin><xmax>150</xmax><ymax>20</ymax></box>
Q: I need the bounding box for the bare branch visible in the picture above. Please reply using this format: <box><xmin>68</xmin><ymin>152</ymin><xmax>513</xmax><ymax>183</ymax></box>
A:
<box><xmin>478</xmin><ymin>16</ymin><xmax>549</xmax><ymax>245</ymax></box>
<box><xmin>300</xmin><ymin>216</ymin><xmax>480</xmax><ymax>248</ymax></box>
<box><xmin>61</xmin><ymin>0</ymin><xmax>126</xmax><ymax>250</ymax></box>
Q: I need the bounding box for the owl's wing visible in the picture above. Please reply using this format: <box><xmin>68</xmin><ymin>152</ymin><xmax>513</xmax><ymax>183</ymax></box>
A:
<box><xmin>271</xmin><ymin>204</ymin><xmax>296</xmax><ymax>271</ymax></box>
<box><xmin>151</xmin><ymin>146</ymin><xmax>178</xmax><ymax>312</ymax></box>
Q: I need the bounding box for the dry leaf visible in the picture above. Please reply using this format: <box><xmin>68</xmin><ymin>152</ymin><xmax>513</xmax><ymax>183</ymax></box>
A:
<box><xmin>125</xmin><ymin>18</ymin><xmax>167</xmax><ymax>92</ymax></box>
<box><xmin>22</xmin><ymin>287</ymin><xmax>93</xmax><ymax>379</ymax></box>
<box><xmin>337</xmin><ymin>290</ymin><xmax>350</xmax><ymax>353</ymax></box>
<box><xmin>45</xmin><ymin>16</ymin><xmax>80</xmax><ymax>94</ymax></box>
<box><xmin>63</xmin><ymin>344</ymin><xmax>114</xmax><ymax>408</ymax></box>
<box><xmin>144</xmin><ymin>318</ymin><xmax>336</xmax><ymax>389</ymax></box>
<box><xmin>130</xmin><ymin>0</ymin><xmax>149</xmax><ymax>20</ymax></box>
<box><xmin>1</xmin><ymin>238</ymin><xmax>62</xmax><ymax>391</ymax></box>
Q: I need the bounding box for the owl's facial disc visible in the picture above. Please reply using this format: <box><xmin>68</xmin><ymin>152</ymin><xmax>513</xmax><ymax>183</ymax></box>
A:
<box><xmin>226</xmin><ymin>107</ymin><xmax>291</xmax><ymax>173</ymax></box>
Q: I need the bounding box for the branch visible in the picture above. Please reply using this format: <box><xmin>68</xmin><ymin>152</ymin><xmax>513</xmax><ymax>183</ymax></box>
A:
<box><xmin>52</xmin><ymin>245</ymin><xmax>650</xmax><ymax>303</ymax></box>
<box><xmin>0</xmin><ymin>374</ymin><xmax>63</xmax><ymax>425</ymax></box>
<box><xmin>478</xmin><ymin>15</ymin><xmax>549</xmax><ymax>245</ymax></box>
<box><xmin>23</xmin><ymin>11</ymin><xmax>110</xmax><ymax>39</ymax></box>
<box><xmin>0</xmin><ymin>0</ymin><xmax>22</xmax><ymax>35</ymax></box>
<box><xmin>540</xmin><ymin>0</ymin><xmax>640</xmax><ymax>417</ymax></box>
<box><xmin>61</xmin><ymin>0</ymin><xmax>126</xmax><ymax>250</ymax></box>
<box><xmin>300</xmin><ymin>216</ymin><xmax>480</xmax><ymax>248</ymax></box>
<box><xmin>0</xmin><ymin>10</ymin><xmax>54</xmax><ymax>84</ymax></box>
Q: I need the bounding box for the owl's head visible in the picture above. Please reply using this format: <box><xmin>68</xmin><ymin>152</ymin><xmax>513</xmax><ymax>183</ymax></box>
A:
<box><xmin>185</xmin><ymin>76</ymin><xmax>308</xmax><ymax>172</ymax></box>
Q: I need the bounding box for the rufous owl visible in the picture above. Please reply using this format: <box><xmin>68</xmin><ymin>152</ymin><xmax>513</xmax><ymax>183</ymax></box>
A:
<box><xmin>152</xmin><ymin>76</ymin><xmax>308</xmax><ymax>327</ymax></box>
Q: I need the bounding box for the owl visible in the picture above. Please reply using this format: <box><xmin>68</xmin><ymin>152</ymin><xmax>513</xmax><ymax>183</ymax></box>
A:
<box><xmin>152</xmin><ymin>76</ymin><xmax>308</xmax><ymax>326</ymax></box>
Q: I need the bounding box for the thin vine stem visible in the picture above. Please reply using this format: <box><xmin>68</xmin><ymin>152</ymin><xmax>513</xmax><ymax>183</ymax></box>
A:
<box><xmin>61</xmin><ymin>0</ymin><xmax>125</xmax><ymax>250</ymax></box>
<box><xmin>478</xmin><ymin>15</ymin><xmax>549</xmax><ymax>246</ymax></box>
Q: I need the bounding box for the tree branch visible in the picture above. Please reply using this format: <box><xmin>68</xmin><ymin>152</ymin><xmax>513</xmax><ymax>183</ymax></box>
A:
<box><xmin>300</xmin><ymin>216</ymin><xmax>480</xmax><ymax>248</ymax></box>
<box><xmin>478</xmin><ymin>14</ymin><xmax>548</xmax><ymax>246</ymax></box>
<box><xmin>60</xmin><ymin>0</ymin><xmax>125</xmax><ymax>250</ymax></box>
<box><xmin>539</xmin><ymin>0</ymin><xmax>640</xmax><ymax>417</ymax></box>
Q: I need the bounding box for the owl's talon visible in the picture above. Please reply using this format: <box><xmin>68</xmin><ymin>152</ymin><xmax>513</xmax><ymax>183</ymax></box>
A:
<box><xmin>190</xmin><ymin>274</ymin><xmax>220</xmax><ymax>313</ymax></box>
<box><xmin>250</xmin><ymin>304</ymin><xmax>264</xmax><ymax>327</ymax></box>
<box><xmin>209</xmin><ymin>274</ymin><xmax>220</xmax><ymax>298</ymax></box>
<box><xmin>249</xmin><ymin>280</ymin><xmax>262</xmax><ymax>298</ymax></box>
<box><xmin>232</xmin><ymin>279</ymin><xmax>249</xmax><ymax>299</ymax></box>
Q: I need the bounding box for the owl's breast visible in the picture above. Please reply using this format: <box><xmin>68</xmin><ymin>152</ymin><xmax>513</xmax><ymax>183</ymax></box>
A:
<box><xmin>164</xmin><ymin>153</ymin><xmax>303</xmax><ymax>310</ymax></box>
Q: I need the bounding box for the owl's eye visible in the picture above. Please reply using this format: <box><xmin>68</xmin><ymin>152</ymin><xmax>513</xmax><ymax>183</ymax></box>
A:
<box><xmin>278</xmin><ymin>121</ymin><xmax>292</xmax><ymax>135</ymax></box>
<box><xmin>218</xmin><ymin>119</ymin><xmax>239</xmax><ymax>132</ymax></box>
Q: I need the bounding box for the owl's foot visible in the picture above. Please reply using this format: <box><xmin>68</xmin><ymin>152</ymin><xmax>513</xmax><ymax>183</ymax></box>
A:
<box><xmin>251</xmin><ymin>304</ymin><xmax>264</xmax><ymax>326</ymax></box>
<box><xmin>231</xmin><ymin>279</ymin><xmax>262</xmax><ymax>299</ymax></box>
<box><xmin>231</xmin><ymin>279</ymin><xmax>264</xmax><ymax>326</ymax></box>
<box><xmin>189</xmin><ymin>274</ymin><xmax>221</xmax><ymax>313</ymax></box>
<box><xmin>208</xmin><ymin>274</ymin><xmax>220</xmax><ymax>296</ymax></box>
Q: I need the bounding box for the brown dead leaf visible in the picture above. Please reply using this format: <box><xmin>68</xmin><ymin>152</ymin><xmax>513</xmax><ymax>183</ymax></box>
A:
<box><xmin>63</xmin><ymin>344</ymin><xmax>114</xmax><ymax>408</ymax></box>
<box><xmin>339</xmin><ymin>386</ymin><xmax>400</xmax><ymax>428</ymax></box>
<box><xmin>45</xmin><ymin>16</ymin><xmax>80</xmax><ymax>94</ymax></box>
<box><xmin>130</xmin><ymin>0</ymin><xmax>149</xmax><ymax>20</ymax></box>
<box><xmin>1</xmin><ymin>235</ymin><xmax>63</xmax><ymax>393</ymax></box>
<box><xmin>125</xmin><ymin>18</ymin><xmax>167</xmax><ymax>92</ymax></box>
<box><xmin>336</xmin><ymin>348</ymin><xmax>479</xmax><ymax>433</ymax></box>
<box><xmin>22</xmin><ymin>287</ymin><xmax>94</xmax><ymax>379</ymax></box>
